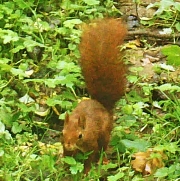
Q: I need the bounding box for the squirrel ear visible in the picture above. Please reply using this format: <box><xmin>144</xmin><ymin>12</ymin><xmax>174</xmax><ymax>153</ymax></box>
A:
<box><xmin>64</xmin><ymin>112</ymin><xmax>69</xmax><ymax>124</ymax></box>
<box><xmin>78</xmin><ymin>115</ymin><xmax>86</xmax><ymax>129</ymax></box>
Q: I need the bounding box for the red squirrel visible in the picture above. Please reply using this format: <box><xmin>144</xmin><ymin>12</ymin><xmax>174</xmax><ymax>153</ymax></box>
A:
<box><xmin>62</xmin><ymin>18</ymin><xmax>127</xmax><ymax>173</ymax></box>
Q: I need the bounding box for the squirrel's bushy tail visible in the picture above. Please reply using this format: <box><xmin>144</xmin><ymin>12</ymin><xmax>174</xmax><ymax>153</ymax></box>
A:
<box><xmin>79</xmin><ymin>18</ymin><xmax>127</xmax><ymax>110</ymax></box>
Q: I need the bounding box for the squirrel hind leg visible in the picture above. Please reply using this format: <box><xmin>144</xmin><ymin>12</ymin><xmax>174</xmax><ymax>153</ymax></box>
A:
<box><xmin>98</xmin><ymin>136</ymin><xmax>110</xmax><ymax>151</ymax></box>
<box><xmin>84</xmin><ymin>151</ymin><xmax>99</xmax><ymax>174</ymax></box>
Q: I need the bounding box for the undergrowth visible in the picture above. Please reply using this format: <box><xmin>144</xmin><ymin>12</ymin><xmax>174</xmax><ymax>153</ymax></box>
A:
<box><xmin>0</xmin><ymin>0</ymin><xmax>180</xmax><ymax>180</ymax></box>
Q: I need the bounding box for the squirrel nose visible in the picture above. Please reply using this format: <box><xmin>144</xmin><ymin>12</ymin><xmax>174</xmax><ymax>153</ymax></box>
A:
<box><xmin>66</xmin><ymin>141</ymin><xmax>73</xmax><ymax>148</ymax></box>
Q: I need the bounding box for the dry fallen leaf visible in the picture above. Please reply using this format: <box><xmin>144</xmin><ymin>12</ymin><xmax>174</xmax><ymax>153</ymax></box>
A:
<box><xmin>131</xmin><ymin>148</ymin><xmax>167</xmax><ymax>176</ymax></box>
<box><xmin>125</xmin><ymin>39</ymin><xmax>141</xmax><ymax>49</ymax></box>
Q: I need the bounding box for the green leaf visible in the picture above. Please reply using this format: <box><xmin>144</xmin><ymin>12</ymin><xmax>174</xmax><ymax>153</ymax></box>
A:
<box><xmin>11</xmin><ymin>122</ymin><xmax>22</xmax><ymax>134</ymax></box>
<box><xmin>175</xmin><ymin>22</ymin><xmax>180</xmax><ymax>31</ymax></box>
<box><xmin>0</xmin><ymin>3</ymin><xmax>14</xmax><ymax>14</ymax></box>
<box><xmin>122</xmin><ymin>105</ymin><xmax>133</xmax><ymax>115</ymax></box>
<box><xmin>46</xmin><ymin>97</ymin><xmax>73</xmax><ymax>109</ymax></box>
<box><xmin>154</xmin><ymin>0</ymin><xmax>175</xmax><ymax>15</ymax></box>
<box><xmin>0</xmin><ymin>108</ymin><xmax>13</xmax><ymax>127</ymax></box>
<box><xmin>62</xmin><ymin>156</ymin><xmax>76</xmax><ymax>165</ymax></box>
<box><xmin>127</xmin><ymin>75</ymin><xmax>138</xmax><ymax>84</ymax></box>
<box><xmin>11</xmin><ymin>68</ymin><xmax>27</xmax><ymax>78</ymax></box>
<box><xmin>40</xmin><ymin>155</ymin><xmax>55</xmax><ymax>171</ymax></box>
<box><xmin>168</xmin><ymin>164</ymin><xmax>180</xmax><ymax>179</ymax></box>
<box><xmin>161</xmin><ymin>45</ymin><xmax>180</xmax><ymax>66</ymax></box>
<box><xmin>68</xmin><ymin>43</ymin><xmax>77</xmax><ymax>50</ymax></box>
<box><xmin>0</xmin><ymin>59</ymin><xmax>12</xmax><ymax>71</ymax></box>
<box><xmin>60</xmin><ymin>101</ymin><xmax>73</xmax><ymax>109</ymax></box>
<box><xmin>156</xmin><ymin>83</ymin><xmax>180</xmax><ymax>92</ymax></box>
<box><xmin>174</xmin><ymin>2</ymin><xmax>180</xmax><ymax>11</ymax></box>
<box><xmin>13</xmin><ymin>0</ymin><xmax>34</xmax><ymax>9</ymax></box>
<box><xmin>0</xmin><ymin>30</ymin><xmax>19</xmax><ymax>44</ymax></box>
<box><xmin>11</xmin><ymin>45</ymin><xmax>25</xmax><ymax>53</ymax></box>
<box><xmin>83</xmin><ymin>0</ymin><xmax>100</xmax><ymax>6</ymax></box>
<box><xmin>56</xmin><ymin>61</ymin><xmax>77</xmax><ymax>72</ymax></box>
<box><xmin>17</xmin><ymin>103</ymin><xmax>36</xmax><ymax>113</ymax></box>
<box><xmin>70</xmin><ymin>162</ymin><xmax>84</xmax><ymax>174</ymax></box>
<box><xmin>108</xmin><ymin>172</ymin><xmax>124</xmax><ymax>181</ymax></box>
<box><xmin>0</xmin><ymin>149</ymin><xmax>4</xmax><ymax>156</ymax></box>
<box><xmin>154</xmin><ymin>167</ymin><xmax>169</xmax><ymax>177</ymax></box>
<box><xmin>63</xmin><ymin>19</ymin><xmax>82</xmax><ymax>29</ymax></box>
<box><xmin>23</xmin><ymin>37</ymin><xmax>45</xmax><ymax>52</ymax></box>
<box><xmin>155</xmin><ymin>142</ymin><xmax>179</xmax><ymax>154</ymax></box>
<box><xmin>0</xmin><ymin>121</ymin><xmax>5</xmax><ymax>133</ymax></box>
<box><xmin>121</xmin><ymin>139</ymin><xmax>149</xmax><ymax>151</ymax></box>
<box><xmin>102</xmin><ymin>163</ymin><xmax>118</xmax><ymax>171</ymax></box>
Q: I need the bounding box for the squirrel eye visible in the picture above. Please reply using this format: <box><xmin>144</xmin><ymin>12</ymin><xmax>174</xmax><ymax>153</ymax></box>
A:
<box><xmin>78</xmin><ymin>133</ymin><xmax>83</xmax><ymax>139</ymax></box>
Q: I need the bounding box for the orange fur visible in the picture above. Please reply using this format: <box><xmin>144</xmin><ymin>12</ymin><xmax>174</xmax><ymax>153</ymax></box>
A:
<box><xmin>63</xmin><ymin>18</ymin><xmax>127</xmax><ymax>173</ymax></box>
<box><xmin>79</xmin><ymin>18</ymin><xmax>127</xmax><ymax>110</ymax></box>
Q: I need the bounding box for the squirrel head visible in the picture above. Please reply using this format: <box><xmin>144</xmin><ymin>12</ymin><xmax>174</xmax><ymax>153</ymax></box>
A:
<box><xmin>62</xmin><ymin>112</ymin><xmax>86</xmax><ymax>152</ymax></box>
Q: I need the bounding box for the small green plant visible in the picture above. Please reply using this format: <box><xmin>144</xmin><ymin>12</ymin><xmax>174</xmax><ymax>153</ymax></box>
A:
<box><xmin>0</xmin><ymin>0</ymin><xmax>180</xmax><ymax>180</ymax></box>
<box><xmin>161</xmin><ymin>45</ymin><xmax>180</xmax><ymax>66</ymax></box>
<box><xmin>141</xmin><ymin>0</ymin><xmax>180</xmax><ymax>32</ymax></box>
<box><xmin>0</xmin><ymin>0</ymin><xmax>124</xmax><ymax>180</ymax></box>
